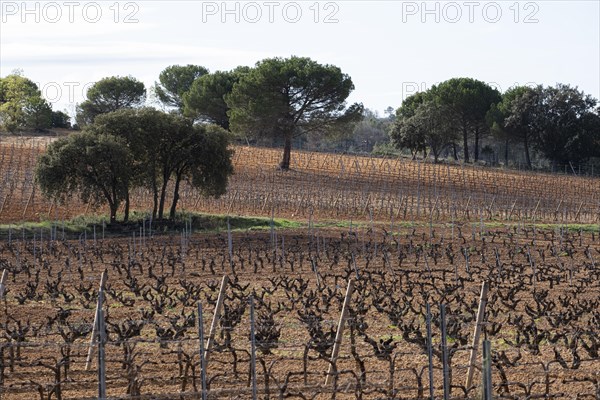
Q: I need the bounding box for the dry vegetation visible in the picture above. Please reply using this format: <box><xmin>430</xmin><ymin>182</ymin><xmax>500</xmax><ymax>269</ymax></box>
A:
<box><xmin>0</xmin><ymin>136</ymin><xmax>599</xmax><ymax>399</ymax></box>
<box><xmin>1</xmin><ymin>225</ymin><xmax>599</xmax><ymax>399</ymax></box>
<box><xmin>1</xmin><ymin>137</ymin><xmax>599</xmax><ymax>224</ymax></box>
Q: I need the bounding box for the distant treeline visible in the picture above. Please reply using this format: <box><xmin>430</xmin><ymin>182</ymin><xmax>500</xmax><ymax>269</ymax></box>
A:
<box><xmin>1</xmin><ymin>59</ymin><xmax>599</xmax><ymax>173</ymax></box>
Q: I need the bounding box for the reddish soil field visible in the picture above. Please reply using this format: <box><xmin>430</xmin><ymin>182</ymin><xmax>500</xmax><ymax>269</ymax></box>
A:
<box><xmin>0</xmin><ymin>224</ymin><xmax>598</xmax><ymax>399</ymax></box>
<box><xmin>1</xmin><ymin>137</ymin><xmax>599</xmax><ymax>224</ymax></box>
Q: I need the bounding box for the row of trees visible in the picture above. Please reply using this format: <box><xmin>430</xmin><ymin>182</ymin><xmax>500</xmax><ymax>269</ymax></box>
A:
<box><xmin>70</xmin><ymin>58</ymin><xmax>362</xmax><ymax>170</ymax></box>
<box><xmin>37</xmin><ymin>109</ymin><xmax>233</xmax><ymax>223</ymax></box>
<box><xmin>35</xmin><ymin>56</ymin><xmax>363</xmax><ymax>222</ymax></box>
<box><xmin>391</xmin><ymin>78</ymin><xmax>600</xmax><ymax>167</ymax></box>
<box><xmin>4</xmin><ymin>60</ymin><xmax>599</xmax><ymax>178</ymax></box>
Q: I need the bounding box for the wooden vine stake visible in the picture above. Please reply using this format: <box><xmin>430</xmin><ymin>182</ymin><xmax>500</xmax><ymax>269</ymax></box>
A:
<box><xmin>532</xmin><ymin>198</ymin><xmax>541</xmax><ymax>220</ymax></box>
<box><xmin>226</xmin><ymin>190</ymin><xmax>239</xmax><ymax>215</ymax></box>
<box><xmin>440</xmin><ymin>304</ymin><xmax>449</xmax><ymax>400</ymax></box>
<box><xmin>426</xmin><ymin>303</ymin><xmax>434</xmax><ymax>400</ymax></box>
<box><xmin>22</xmin><ymin>188</ymin><xmax>35</xmax><ymax>219</ymax></box>
<box><xmin>85</xmin><ymin>271</ymin><xmax>107</xmax><ymax>370</ymax></box>
<box><xmin>0</xmin><ymin>268</ymin><xmax>6</xmax><ymax>289</ymax></box>
<box><xmin>97</xmin><ymin>288</ymin><xmax>107</xmax><ymax>399</ymax></box>
<box><xmin>575</xmin><ymin>201</ymin><xmax>584</xmax><ymax>221</ymax></box>
<box><xmin>205</xmin><ymin>275</ymin><xmax>229</xmax><ymax>364</ymax></box>
<box><xmin>507</xmin><ymin>199</ymin><xmax>517</xmax><ymax>221</ymax></box>
<box><xmin>0</xmin><ymin>269</ymin><xmax>7</xmax><ymax>299</ymax></box>
<box><xmin>249</xmin><ymin>296</ymin><xmax>258</xmax><ymax>400</ymax></box>
<box><xmin>464</xmin><ymin>195</ymin><xmax>472</xmax><ymax>219</ymax></box>
<box><xmin>482</xmin><ymin>340</ymin><xmax>493</xmax><ymax>400</ymax></box>
<box><xmin>197</xmin><ymin>303</ymin><xmax>208</xmax><ymax>400</ymax></box>
<box><xmin>325</xmin><ymin>279</ymin><xmax>354</xmax><ymax>385</ymax></box>
<box><xmin>465</xmin><ymin>281</ymin><xmax>489</xmax><ymax>389</ymax></box>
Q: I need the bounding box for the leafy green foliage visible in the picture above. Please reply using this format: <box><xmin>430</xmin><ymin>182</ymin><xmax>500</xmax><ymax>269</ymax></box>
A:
<box><xmin>491</xmin><ymin>84</ymin><xmax>600</xmax><ymax>167</ymax></box>
<box><xmin>35</xmin><ymin>132</ymin><xmax>133</xmax><ymax>223</ymax></box>
<box><xmin>192</xmin><ymin>124</ymin><xmax>235</xmax><ymax>197</ymax></box>
<box><xmin>530</xmin><ymin>84</ymin><xmax>599</xmax><ymax>166</ymax></box>
<box><xmin>306</xmin><ymin>108</ymin><xmax>392</xmax><ymax>153</ymax></box>
<box><xmin>390</xmin><ymin>78</ymin><xmax>501</xmax><ymax>163</ymax></box>
<box><xmin>76</xmin><ymin>76</ymin><xmax>146</xmax><ymax>126</ymax></box>
<box><xmin>38</xmin><ymin>105</ymin><xmax>234</xmax><ymax>223</ymax></box>
<box><xmin>433</xmin><ymin>78</ymin><xmax>501</xmax><ymax>162</ymax></box>
<box><xmin>51</xmin><ymin>110</ymin><xmax>71</xmax><ymax>129</ymax></box>
<box><xmin>391</xmin><ymin>99</ymin><xmax>458</xmax><ymax>162</ymax></box>
<box><xmin>183</xmin><ymin>67</ymin><xmax>250</xmax><ymax>130</ymax></box>
<box><xmin>154</xmin><ymin>64</ymin><xmax>208</xmax><ymax>111</ymax></box>
<box><xmin>226</xmin><ymin>56</ymin><xmax>363</xmax><ymax>169</ymax></box>
<box><xmin>23</xmin><ymin>96</ymin><xmax>52</xmax><ymax>131</ymax></box>
<box><xmin>0</xmin><ymin>73</ymin><xmax>50</xmax><ymax>133</ymax></box>
<box><xmin>86</xmin><ymin>107</ymin><xmax>164</xmax><ymax>193</ymax></box>
<box><xmin>87</xmin><ymin>108</ymin><xmax>234</xmax><ymax>220</ymax></box>
<box><xmin>395</xmin><ymin>91</ymin><xmax>429</xmax><ymax>119</ymax></box>
<box><xmin>489</xmin><ymin>86</ymin><xmax>538</xmax><ymax>168</ymax></box>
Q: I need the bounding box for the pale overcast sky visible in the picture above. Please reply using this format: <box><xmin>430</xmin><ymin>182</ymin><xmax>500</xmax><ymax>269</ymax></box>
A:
<box><xmin>1</xmin><ymin>0</ymin><xmax>599</xmax><ymax>117</ymax></box>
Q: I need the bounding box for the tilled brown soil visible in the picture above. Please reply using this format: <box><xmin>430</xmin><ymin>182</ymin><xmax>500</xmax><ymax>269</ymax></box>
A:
<box><xmin>0</xmin><ymin>224</ymin><xmax>599</xmax><ymax>399</ymax></box>
<box><xmin>2</xmin><ymin>138</ymin><xmax>600</xmax><ymax>224</ymax></box>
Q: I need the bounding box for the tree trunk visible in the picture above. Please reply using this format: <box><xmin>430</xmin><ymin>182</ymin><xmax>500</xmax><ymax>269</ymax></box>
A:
<box><xmin>524</xmin><ymin>134</ymin><xmax>532</xmax><ymax>169</ymax></box>
<box><xmin>462</xmin><ymin>125</ymin><xmax>470</xmax><ymax>163</ymax></box>
<box><xmin>279</xmin><ymin>133</ymin><xmax>292</xmax><ymax>170</ymax></box>
<box><xmin>453</xmin><ymin>143</ymin><xmax>459</xmax><ymax>161</ymax></box>
<box><xmin>432</xmin><ymin>145</ymin><xmax>440</xmax><ymax>163</ymax></box>
<box><xmin>474</xmin><ymin>126</ymin><xmax>480</xmax><ymax>162</ymax></box>
<box><xmin>169</xmin><ymin>170</ymin><xmax>183</xmax><ymax>220</ymax></box>
<box><xmin>152</xmin><ymin>174</ymin><xmax>158</xmax><ymax>220</ymax></box>
<box><xmin>109</xmin><ymin>202</ymin><xmax>118</xmax><ymax>224</ymax></box>
<box><xmin>124</xmin><ymin>191</ymin><xmax>130</xmax><ymax>222</ymax></box>
<box><xmin>504</xmin><ymin>138</ymin><xmax>509</xmax><ymax>166</ymax></box>
<box><xmin>158</xmin><ymin>176</ymin><xmax>169</xmax><ymax>219</ymax></box>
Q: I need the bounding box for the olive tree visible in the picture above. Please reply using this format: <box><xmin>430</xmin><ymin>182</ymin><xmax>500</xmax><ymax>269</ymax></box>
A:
<box><xmin>391</xmin><ymin>100</ymin><xmax>457</xmax><ymax>162</ymax></box>
<box><xmin>36</xmin><ymin>133</ymin><xmax>133</xmax><ymax>223</ymax></box>
<box><xmin>89</xmin><ymin>108</ymin><xmax>234</xmax><ymax>220</ymax></box>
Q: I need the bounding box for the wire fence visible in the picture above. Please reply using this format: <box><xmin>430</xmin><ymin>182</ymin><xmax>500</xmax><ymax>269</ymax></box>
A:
<box><xmin>0</xmin><ymin>223</ymin><xmax>599</xmax><ymax>399</ymax></box>
<box><xmin>2</xmin><ymin>140</ymin><xmax>600</xmax><ymax>224</ymax></box>
<box><xmin>1</xmin><ymin>315</ymin><xmax>599</xmax><ymax>399</ymax></box>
